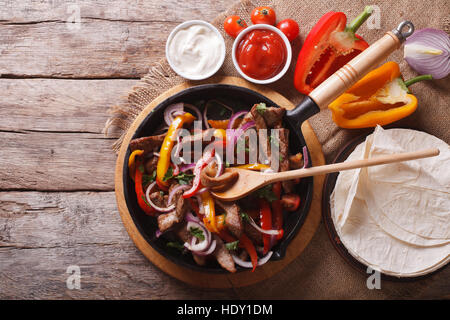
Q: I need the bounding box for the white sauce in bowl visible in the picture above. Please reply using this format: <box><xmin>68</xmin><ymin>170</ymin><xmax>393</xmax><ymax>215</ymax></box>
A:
<box><xmin>166</xmin><ymin>22</ymin><xmax>225</xmax><ymax>80</ymax></box>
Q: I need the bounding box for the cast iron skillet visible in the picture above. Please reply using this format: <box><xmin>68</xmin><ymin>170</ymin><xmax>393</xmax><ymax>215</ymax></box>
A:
<box><xmin>123</xmin><ymin>84</ymin><xmax>314</xmax><ymax>273</ymax></box>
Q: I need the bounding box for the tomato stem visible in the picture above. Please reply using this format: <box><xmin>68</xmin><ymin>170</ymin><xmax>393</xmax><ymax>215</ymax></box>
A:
<box><xmin>404</xmin><ymin>74</ymin><xmax>433</xmax><ymax>87</ymax></box>
<box><xmin>347</xmin><ymin>6</ymin><xmax>373</xmax><ymax>34</ymax></box>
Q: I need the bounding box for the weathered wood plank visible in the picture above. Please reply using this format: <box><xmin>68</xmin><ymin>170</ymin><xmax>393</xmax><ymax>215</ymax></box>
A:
<box><xmin>0</xmin><ymin>0</ymin><xmax>229</xmax><ymax>78</ymax></box>
<box><xmin>0</xmin><ymin>131</ymin><xmax>115</xmax><ymax>191</ymax></box>
<box><xmin>0</xmin><ymin>0</ymin><xmax>230</xmax><ymax>23</ymax></box>
<box><xmin>0</xmin><ymin>78</ymin><xmax>136</xmax><ymax>133</ymax></box>
<box><xmin>0</xmin><ymin>191</ymin><xmax>237</xmax><ymax>299</ymax></box>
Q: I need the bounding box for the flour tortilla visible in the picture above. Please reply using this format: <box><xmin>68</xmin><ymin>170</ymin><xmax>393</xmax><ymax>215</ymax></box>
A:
<box><xmin>331</xmin><ymin>126</ymin><xmax>450</xmax><ymax>277</ymax></box>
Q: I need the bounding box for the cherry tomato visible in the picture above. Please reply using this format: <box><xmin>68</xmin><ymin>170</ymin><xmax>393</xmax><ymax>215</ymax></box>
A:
<box><xmin>251</xmin><ymin>6</ymin><xmax>276</xmax><ymax>25</ymax></box>
<box><xmin>224</xmin><ymin>15</ymin><xmax>248</xmax><ymax>38</ymax></box>
<box><xmin>277</xmin><ymin>19</ymin><xmax>299</xmax><ymax>42</ymax></box>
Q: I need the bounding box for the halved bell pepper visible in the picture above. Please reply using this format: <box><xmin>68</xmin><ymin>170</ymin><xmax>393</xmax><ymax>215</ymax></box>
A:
<box><xmin>294</xmin><ymin>6</ymin><xmax>372</xmax><ymax>94</ymax></box>
<box><xmin>156</xmin><ymin>113</ymin><xmax>195</xmax><ymax>189</ymax></box>
<box><xmin>328</xmin><ymin>61</ymin><xmax>432</xmax><ymax>128</ymax></box>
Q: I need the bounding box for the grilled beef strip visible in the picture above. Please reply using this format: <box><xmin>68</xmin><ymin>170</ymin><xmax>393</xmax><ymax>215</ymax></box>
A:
<box><xmin>244</xmin><ymin>223</ymin><xmax>263</xmax><ymax>245</ymax></box>
<box><xmin>130</xmin><ymin>134</ymin><xmax>165</xmax><ymax>154</ymax></box>
<box><xmin>144</xmin><ymin>157</ymin><xmax>158</xmax><ymax>174</ymax></box>
<box><xmin>213</xmin><ymin>235</ymin><xmax>236</xmax><ymax>273</ymax></box>
<box><xmin>216</xmin><ymin>201</ymin><xmax>243</xmax><ymax>239</ymax></box>
<box><xmin>278</xmin><ymin>128</ymin><xmax>294</xmax><ymax>193</ymax></box>
<box><xmin>157</xmin><ymin>184</ymin><xmax>189</xmax><ymax>232</ymax></box>
<box><xmin>261</xmin><ymin>106</ymin><xmax>285</xmax><ymax>128</ymax></box>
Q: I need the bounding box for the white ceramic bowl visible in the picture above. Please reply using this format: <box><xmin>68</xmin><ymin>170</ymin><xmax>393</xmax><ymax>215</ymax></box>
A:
<box><xmin>232</xmin><ymin>24</ymin><xmax>292</xmax><ymax>84</ymax></box>
<box><xmin>166</xmin><ymin>20</ymin><xmax>226</xmax><ymax>81</ymax></box>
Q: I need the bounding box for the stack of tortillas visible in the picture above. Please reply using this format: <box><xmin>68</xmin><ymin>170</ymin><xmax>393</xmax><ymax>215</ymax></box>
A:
<box><xmin>331</xmin><ymin>126</ymin><xmax>450</xmax><ymax>277</ymax></box>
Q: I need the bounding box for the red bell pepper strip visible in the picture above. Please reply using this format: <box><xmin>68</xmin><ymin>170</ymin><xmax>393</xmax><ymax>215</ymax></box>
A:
<box><xmin>281</xmin><ymin>193</ymin><xmax>301</xmax><ymax>212</ymax></box>
<box><xmin>182</xmin><ymin>148</ymin><xmax>216</xmax><ymax>199</ymax></box>
<box><xmin>135</xmin><ymin>160</ymin><xmax>157</xmax><ymax>216</ymax></box>
<box><xmin>240</xmin><ymin>233</ymin><xmax>258</xmax><ymax>272</ymax></box>
<box><xmin>259</xmin><ymin>198</ymin><xmax>272</xmax><ymax>254</ymax></box>
<box><xmin>271</xmin><ymin>182</ymin><xmax>284</xmax><ymax>241</ymax></box>
<box><xmin>294</xmin><ymin>6</ymin><xmax>373</xmax><ymax>94</ymax></box>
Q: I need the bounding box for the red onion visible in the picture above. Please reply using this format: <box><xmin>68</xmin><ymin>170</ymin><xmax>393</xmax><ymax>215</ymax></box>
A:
<box><xmin>185</xmin><ymin>211</ymin><xmax>200</xmax><ymax>223</ymax></box>
<box><xmin>153</xmin><ymin>152</ymin><xmax>160</xmax><ymax>157</ymax></box>
<box><xmin>145</xmin><ymin>182</ymin><xmax>175</xmax><ymax>212</ymax></box>
<box><xmin>164</xmin><ymin>102</ymin><xmax>184</xmax><ymax>126</ymax></box>
<box><xmin>184</xmin><ymin>221</ymin><xmax>211</xmax><ymax>252</ymax></box>
<box><xmin>231</xmin><ymin>251</ymin><xmax>273</xmax><ymax>268</ymax></box>
<box><xmin>247</xmin><ymin>215</ymin><xmax>283</xmax><ymax>236</ymax></box>
<box><xmin>167</xmin><ymin>184</ymin><xmax>190</xmax><ymax>204</ymax></box>
<box><xmin>180</xmin><ymin>163</ymin><xmax>196</xmax><ymax>172</ymax></box>
<box><xmin>184</xmin><ymin>103</ymin><xmax>203</xmax><ymax>124</ymax></box>
<box><xmin>196</xmin><ymin>195</ymin><xmax>204</xmax><ymax>215</ymax></box>
<box><xmin>155</xmin><ymin>230</ymin><xmax>162</xmax><ymax>238</ymax></box>
<box><xmin>194</xmin><ymin>240</ymin><xmax>217</xmax><ymax>256</ymax></box>
<box><xmin>227</xmin><ymin>110</ymin><xmax>247</xmax><ymax>129</ymax></box>
<box><xmin>404</xmin><ymin>28</ymin><xmax>450</xmax><ymax>79</ymax></box>
<box><xmin>302</xmin><ymin>146</ymin><xmax>309</xmax><ymax>169</ymax></box>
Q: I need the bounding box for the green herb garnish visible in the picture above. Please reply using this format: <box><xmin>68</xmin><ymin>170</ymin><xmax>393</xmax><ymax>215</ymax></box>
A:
<box><xmin>240</xmin><ymin>211</ymin><xmax>250</xmax><ymax>223</ymax></box>
<box><xmin>138</xmin><ymin>164</ymin><xmax>145</xmax><ymax>173</ymax></box>
<box><xmin>175</xmin><ymin>172</ymin><xmax>195</xmax><ymax>185</ymax></box>
<box><xmin>166</xmin><ymin>241</ymin><xmax>185</xmax><ymax>251</ymax></box>
<box><xmin>189</xmin><ymin>227</ymin><xmax>205</xmax><ymax>241</ymax></box>
<box><xmin>256</xmin><ymin>102</ymin><xmax>267</xmax><ymax>115</ymax></box>
<box><xmin>142</xmin><ymin>171</ymin><xmax>156</xmax><ymax>185</ymax></box>
<box><xmin>141</xmin><ymin>195</ymin><xmax>152</xmax><ymax>208</ymax></box>
<box><xmin>225</xmin><ymin>240</ymin><xmax>240</xmax><ymax>251</ymax></box>
<box><xmin>255</xmin><ymin>184</ymin><xmax>277</xmax><ymax>202</ymax></box>
<box><xmin>162</xmin><ymin>166</ymin><xmax>174</xmax><ymax>182</ymax></box>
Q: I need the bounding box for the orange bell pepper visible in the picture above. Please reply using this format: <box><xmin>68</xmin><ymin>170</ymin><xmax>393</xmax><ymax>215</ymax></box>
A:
<box><xmin>328</xmin><ymin>61</ymin><xmax>432</xmax><ymax>129</ymax></box>
<box><xmin>156</xmin><ymin>113</ymin><xmax>195</xmax><ymax>188</ymax></box>
<box><xmin>128</xmin><ymin>149</ymin><xmax>144</xmax><ymax>180</ymax></box>
<box><xmin>235</xmin><ymin>163</ymin><xmax>270</xmax><ymax>171</ymax></box>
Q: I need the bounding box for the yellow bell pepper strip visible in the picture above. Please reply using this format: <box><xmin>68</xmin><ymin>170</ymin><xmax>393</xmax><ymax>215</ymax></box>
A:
<box><xmin>208</xmin><ymin>119</ymin><xmax>229</xmax><ymax>129</ymax></box>
<box><xmin>328</xmin><ymin>61</ymin><xmax>432</xmax><ymax>129</ymax></box>
<box><xmin>156</xmin><ymin>112</ymin><xmax>195</xmax><ymax>189</ymax></box>
<box><xmin>200</xmin><ymin>190</ymin><xmax>219</xmax><ymax>233</ymax></box>
<box><xmin>135</xmin><ymin>159</ymin><xmax>157</xmax><ymax>216</ymax></box>
<box><xmin>215</xmin><ymin>214</ymin><xmax>226</xmax><ymax>231</ymax></box>
<box><xmin>128</xmin><ymin>149</ymin><xmax>144</xmax><ymax>180</ymax></box>
<box><xmin>235</xmin><ymin>163</ymin><xmax>270</xmax><ymax>171</ymax></box>
<box><xmin>213</xmin><ymin>129</ymin><xmax>226</xmax><ymax>140</ymax></box>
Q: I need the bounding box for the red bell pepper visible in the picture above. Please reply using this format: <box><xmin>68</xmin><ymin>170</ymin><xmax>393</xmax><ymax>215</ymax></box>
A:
<box><xmin>239</xmin><ymin>233</ymin><xmax>258</xmax><ymax>272</ymax></box>
<box><xmin>271</xmin><ymin>183</ymin><xmax>284</xmax><ymax>241</ymax></box>
<box><xmin>281</xmin><ymin>193</ymin><xmax>301</xmax><ymax>212</ymax></box>
<box><xmin>259</xmin><ymin>198</ymin><xmax>272</xmax><ymax>254</ymax></box>
<box><xmin>135</xmin><ymin>160</ymin><xmax>157</xmax><ymax>216</ymax></box>
<box><xmin>294</xmin><ymin>6</ymin><xmax>373</xmax><ymax>94</ymax></box>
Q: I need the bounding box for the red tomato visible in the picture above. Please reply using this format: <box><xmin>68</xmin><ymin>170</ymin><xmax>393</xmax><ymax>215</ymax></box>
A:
<box><xmin>224</xmin><ymin>15</ymin><xmax>248</xmax><ymax>38</ymax></box>
<box><xmin>277</xmin><ymin>19</ymin><xmax>299</xmax><ymax>42</ymax></box>
<box><xmin>236</xmin><ymin>29</ymin><xmax>287</xmax><ymax>80</ymax></box>
<box><xmin>251</xmin><ymin>6</ymin><xmax>276</xmax><ymax>25</ymax></box>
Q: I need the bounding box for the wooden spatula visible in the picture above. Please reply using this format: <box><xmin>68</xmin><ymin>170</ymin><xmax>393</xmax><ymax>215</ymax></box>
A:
<box><xmin>211</xmin><ymin>148</ymin><xmax>440</xmax><ymax>201</ymax></box>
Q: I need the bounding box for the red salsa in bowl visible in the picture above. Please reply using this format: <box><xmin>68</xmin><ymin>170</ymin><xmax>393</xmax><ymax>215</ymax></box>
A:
<box><xmin>236</xmin><ymin>29</ymin><xmax>287</xmax><ymax>80</ymax></box>
<box><xmin>233</xmin><ymin>25</ymin><xmax>291</xmax><ymax>84</ymax></box>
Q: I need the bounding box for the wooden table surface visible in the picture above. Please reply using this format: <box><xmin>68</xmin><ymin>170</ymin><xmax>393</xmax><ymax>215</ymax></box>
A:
<box><xmin>1</xmin><ymin>0</ymin><xmax>448</xmax><ymax>300</ymax></box>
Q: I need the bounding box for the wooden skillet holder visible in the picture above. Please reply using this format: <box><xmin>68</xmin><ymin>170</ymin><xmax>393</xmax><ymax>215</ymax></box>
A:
<box><xmin>114</xmin><ymin>22</ymin><xmax>414</xmax><ymax>288</ymax></box>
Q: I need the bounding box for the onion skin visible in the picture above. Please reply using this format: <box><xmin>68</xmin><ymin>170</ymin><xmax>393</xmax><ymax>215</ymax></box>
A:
<box><xmin>404</xmin><ymin>28</ymin><xmax>450</xmax><ymax>79</ymax></box>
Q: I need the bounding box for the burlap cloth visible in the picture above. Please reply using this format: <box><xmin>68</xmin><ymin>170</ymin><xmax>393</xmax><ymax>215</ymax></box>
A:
<box><xmin>105</xmin><ymin>0</ymin><xmax>450</xmax><ymax>299</ymax></box>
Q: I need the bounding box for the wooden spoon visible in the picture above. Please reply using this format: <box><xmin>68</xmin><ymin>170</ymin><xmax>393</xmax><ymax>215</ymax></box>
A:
<box><xmin>211</xmin><ymin>148</ymin><xmax>440</xmax><ymax>201</ymax></box>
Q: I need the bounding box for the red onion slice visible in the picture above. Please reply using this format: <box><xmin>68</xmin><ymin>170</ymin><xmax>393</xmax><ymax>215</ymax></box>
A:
<box><xmin>164</xmin><ymin>102</ymin><xmax>184</xmax><ymax>126</ymax></box>
<box><xmin>194</xmin><ymin>240</ymin><xmax>217</xmax><ymax>256</ymax></box>
<box><xmin>247</xmin><ymin>215</ymin><xmax>283</xmax><ymax>236</ymax></box>
<box><xmin>167</xmin><ymin>184</ymin><xmax>190</xmax><ymax>205</ymax></box>
<box><xmin>185</xmin><ymin>211</ymin><xmax>200</xmax><ymax>223</ymax></box>
<box><xmin>231</xmin><ymin>251</ymin><xmax>273</xmax><ymax>268</ymax></box>
<box><xmin>180</xmin><ymin>163</ymin><xmax>196</xmax><ymax>172</ymax></box>
<box><xmin>184</xmin><ymin>221</ymin><xmax>211</xmax><ymax>252</ymax></box>
<box><xmin>404</xmin><ymin>28</ymin><xmax>450</xmax><ymax>79</ymax></box>
<box><xmin>227</xmin><ymin>110</ymin><xmax>247</xmax><ymax>129</ymax></box>
<box><xmin>145</xmin><ymin>182</ymin><xmax>175</xmax><ymax>212</ymax></box>
<box><xmin>184</xmin><ymin>103</ymin><xmax>203</xmax><ymax>125</ymax></box>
